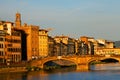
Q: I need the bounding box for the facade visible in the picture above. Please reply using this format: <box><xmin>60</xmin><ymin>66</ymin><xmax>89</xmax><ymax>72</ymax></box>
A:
<box><xmin>15</xmin><ymin>25</ymin><xmax>39</xmax><ymax>61</ymax></box>
<box><xmin>0</xmin><ymin>21</ymin><xmax>8</xmax><ymax>31</ymax></box>
<box><xmin>96</xmin><ymin>39</ymin><xmax>114</xmax><ymax>48</ymax></box>
<box><xmin>0</xmin><ymin>21</ymin><xmax>21</xmax><ymax>63</ymax></box>
<box><xmin>67</xmin><ymin>38</ymin><xmax>75</xmax><ymax>55</ymax></box>
<box><xmin>23</xmin><ymin>25</ymin><xmax>39</xmax><ymax>60</ymax></box>
<box><xmin>0</xmin><ymin>30</ymin><xmax>7</xmax><ymax>63</ymax></box>
<box><xmin>79</xmin><ymin>36</ymin><xmax>94</xmax><ymax>55</ymax></box>
<box><xmin>60</xmin><ymin>42</ymin><xmax>67</xmax><ymax>56</ymax></box>
<box><xmin>14</xmin><ymin>13</ymin><xmax>39</xmax><ymax>61</ymax></box>
<box><xmin>54</xmin><ymin>42</ymin><xmax>60</xmax><ymax>56</ymax></box>
<box><xmin>74</xmin><ymin>39</ymin><xmax>79</xmax><ymax>54</ymax></box>
<box><xmin>0</xmin><ymin>21</ymin><xmax>13</xmax><ymax>35</ymax></box>
<box><xmin>77</xmin><ymin>41</ymin><xmax>89</xmax><ymax>55</ymax></box>
<box><xmin>96</xmin><ymin>48</ymin><xmax>120</xmax><ymax>55</ymax></box>
<box><xmin>6</xmin><ymin>30</ymin><xmax>21</xmax><ymax>63</ymax></box>
<box><xmin>79</xmin><ymin>36</ymin><xmax>115</xmax><ymax>55</ymax></box>
<box><xmin>39</xmin><ymin>29</ymin><xmax>48</xmax><ymax>57</ymax></box>
<box><xmin>54</xmin><ymin>35</ymin><xmax>75</xmax><ymax>56</ymax></box>
<box><xmin>48</xmin><ymin>36</ymin><xmax>55</xmax><ymax>56</ymax></box>
<box><xmin>93</xmin><ymin>39</ymin><xmax>114</xmax><ymax>55</ymax></box>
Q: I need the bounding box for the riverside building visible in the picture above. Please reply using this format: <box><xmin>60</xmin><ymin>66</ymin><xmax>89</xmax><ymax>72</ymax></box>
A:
<box><xmin>14</xmin><ymin>12</ymin><xmax>39</xmax><ymax>61</ymax></box>
<box><xmin>0</xmin><ymin>21</ymin><xmax>21</xmax><ymax>63</ymax></box>
<box><xmin>39</xmin><ymin>29</ymin><xmax>48</xmax><ymax>57</ymax></box>
<box><xmin>54</xmin><ymin>35</ymin><xmax>75</xmax><ymax>56</ymax></box>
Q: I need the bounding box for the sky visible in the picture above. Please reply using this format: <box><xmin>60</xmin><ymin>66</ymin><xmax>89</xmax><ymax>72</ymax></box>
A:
<box><xmin>0</xmin><ymin>0</ymin><xmax>120</xmax><ymax>41</ymax></box>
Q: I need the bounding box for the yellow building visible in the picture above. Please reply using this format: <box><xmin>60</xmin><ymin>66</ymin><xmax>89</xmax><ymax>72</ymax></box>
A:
<box><xmin>0</xmin><ymin>21</ymin><xmax>13</xmax><ymax>35</ymax></box>
<box><xmin>96</xmin><ymin>48</ymin><xmax>120</xmax><ymax>55</ymax></box>
<box><xmin>96</xmin><ymin>39</ymin><xmax>114</xmax><ymax>48</ymax></box>
<box><xmin>39</xmin><ymin>29</ymin><xmax>48</xmax><ymax>57</ymax></box>
<box><xmin>0</xmin><ymin>21</ymin><xmax>7</xmax><ymax>30</ymax></box>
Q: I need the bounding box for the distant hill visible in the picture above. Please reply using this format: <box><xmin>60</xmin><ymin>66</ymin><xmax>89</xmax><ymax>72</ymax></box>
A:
<box><xmin>114</xmin><ymin>41</ymin><xmax>120</xmax><ymax>48</ymax></box>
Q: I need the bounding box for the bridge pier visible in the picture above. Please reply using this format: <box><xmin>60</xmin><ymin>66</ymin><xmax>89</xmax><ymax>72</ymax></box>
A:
<box><xmin>77</xmin><ymin>64</ymin><xmax>89</xmax><ymax>71</ymax></box>
<box><xmin>38</xmin><ymin>65</ymin><xmax>43</xmax><ymax>69</ymax></box>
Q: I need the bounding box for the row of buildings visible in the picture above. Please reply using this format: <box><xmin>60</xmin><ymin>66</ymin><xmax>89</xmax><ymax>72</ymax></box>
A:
<box><xmin>0</xmin><ymin>13</ymin><xmax>120</xmax><ymax>64</ymax></box>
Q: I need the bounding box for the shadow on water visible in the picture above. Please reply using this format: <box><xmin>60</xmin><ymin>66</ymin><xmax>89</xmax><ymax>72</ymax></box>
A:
<box><xmin>90</xmin><ymin>63</ymin><xmax>120</xmax><ymax>71</ymax></box>
<box><xmin>0</xmin><ymin>67</ymin><xmax>76</xmax><ymax>80</ymax></box>
<box><xmin>44</xmin><ymin>67</ymin><xmax>76</xmax><ymax>73</ymax></box>
<box><xmin>0</xmin><ymin>72</ymin><xmax>28</xmax><ymax>80</ymax></box>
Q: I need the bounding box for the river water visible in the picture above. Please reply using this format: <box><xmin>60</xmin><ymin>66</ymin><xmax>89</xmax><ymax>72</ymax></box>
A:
<box><xmin>1</xmin><ymin>63</ymin><xmax>120</xmax><ymax>80</ymax></box>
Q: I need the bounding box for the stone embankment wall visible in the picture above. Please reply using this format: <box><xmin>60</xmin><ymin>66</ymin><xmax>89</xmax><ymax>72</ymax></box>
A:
<box><xmin>0</xmin><ymin>67</ymin><xmax>27</xmax><ymax>73</ymax></box>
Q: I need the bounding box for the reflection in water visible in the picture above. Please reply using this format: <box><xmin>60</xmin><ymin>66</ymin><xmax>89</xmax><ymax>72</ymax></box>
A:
<box><xmin>27</xmin><ymin>71</ymin><xmax>49</xmax><ymax>80</ymax></box>
<box><xmin>90</xmin><ymin>63</ymin><xmax>120</xmax><ymax>70</ymax></box>
<box><xmin>0</xmin><ymin>63</ymin><xmax>120</xmax><ymax>80</ymax></box>
<box><xmin>0</xmin><ymin>72</ymin><xmax>27</xmax><ymax>80</ymax></box>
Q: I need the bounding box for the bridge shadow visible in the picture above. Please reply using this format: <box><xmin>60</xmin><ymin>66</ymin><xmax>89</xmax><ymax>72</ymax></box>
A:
<box><xmin>88</xmin><ymin>58</ymin><xmax>119</xmax><ymax>65</ymax></box>
<box><xmin>43</xmin><ymin>59</ymin><xmax>77</xmax><ymax>70</ymax></box>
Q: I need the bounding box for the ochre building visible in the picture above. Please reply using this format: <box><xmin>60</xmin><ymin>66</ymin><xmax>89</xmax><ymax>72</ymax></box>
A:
<box><xmin>39</xmin><ymin>29</ymin><xmax>48</xmax><ymax>57</ymax></box>
<box><xmin>14</xmin><ymin>12</ymin><xmax>39</xmax><ymax>61</ymax></box>
<box><xmin>0</xmin><ymin>21</ymin><xmax>21</xmax><ymax>63</ymax></box>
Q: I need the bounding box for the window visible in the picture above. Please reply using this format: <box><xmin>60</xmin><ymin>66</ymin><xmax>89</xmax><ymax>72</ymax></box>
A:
<box><xmin>0</xmin><ymin>51</ymin><xmax>4</xmax><ymax>56</ymax></box>
<box><xmin>0</xmin><ymin>44</ymin><xmax>3</xmax><ymax>48</ymax></box>
<box><xmin>8</xmin><ymin>44</ymin><xmax>12</xmax><ymax>47</ymax></box>
<box><xmin>0</xmin><ymin>38</ymin><xmax>4</xmax><ymax>41</ymax></box>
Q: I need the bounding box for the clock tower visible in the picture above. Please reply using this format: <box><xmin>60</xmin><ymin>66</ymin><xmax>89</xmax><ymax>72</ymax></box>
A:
<box><xmin>15</xmin><ymin>12</ymin><xmax>21</xmax><ymax>27</ymax></box>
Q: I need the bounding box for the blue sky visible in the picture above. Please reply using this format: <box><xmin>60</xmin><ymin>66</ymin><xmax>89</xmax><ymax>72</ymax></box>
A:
<box><xmin>0</xmin><ymin>0</ymin><xmax>120</xmax><ymax>41</ymax></box>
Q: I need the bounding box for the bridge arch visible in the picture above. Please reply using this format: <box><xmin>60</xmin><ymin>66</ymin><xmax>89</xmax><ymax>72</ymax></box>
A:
<box><xmin>87</xmin><ymin>57</ymin><xmax>120</xmax><ymax>65</ymax></box>
<box><xmin>39</xmin><ymin>57</ymin><xmax>78</xmax><ymax>69</ymax></box>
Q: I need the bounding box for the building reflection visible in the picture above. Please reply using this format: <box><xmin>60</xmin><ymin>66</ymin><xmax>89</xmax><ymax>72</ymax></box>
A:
<box><xmin>27</xmin><ymin>71</ymin><xmax>49</xmax><ymax>80</ymax></box>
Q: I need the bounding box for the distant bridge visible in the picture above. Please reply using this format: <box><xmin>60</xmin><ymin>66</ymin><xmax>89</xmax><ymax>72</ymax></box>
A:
<box><xmin>30</xmin><ymin>55</ymin><xmax>120</xmax><ymax>70</ymax></box>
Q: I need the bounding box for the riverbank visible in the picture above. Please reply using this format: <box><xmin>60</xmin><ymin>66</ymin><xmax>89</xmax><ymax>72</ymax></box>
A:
<box><xmin>0</xmin><ymin>67</ymin><xmax>27</xmax><ymax>73</ymax></box>
<box><xmin>0</xmin><ymin>65</ymin><xmax>43</xmax><ymax>73</ymax></box>
<box><xmin>1</xmin><ymin>64</ymin><xmax>120</xmax><ymax>80</ymax></box>
<box><xmin>0</xmin><ymin>65</ymin><xmax>75</xmax><ymax>73</ymax></box>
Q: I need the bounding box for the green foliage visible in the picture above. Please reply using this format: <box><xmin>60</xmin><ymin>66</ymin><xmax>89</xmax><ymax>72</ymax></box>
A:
<box><xmin>26</xmin><ymin>66</ymin><xmax>41</xmax><ymax>71</ymax></box>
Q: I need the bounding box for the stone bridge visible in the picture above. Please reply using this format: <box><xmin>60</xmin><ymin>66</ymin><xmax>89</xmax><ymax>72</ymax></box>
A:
<box><xmin>30</xmin><ymin>55</ymin><xmax>120</xmax><ymax>70</ymax></box>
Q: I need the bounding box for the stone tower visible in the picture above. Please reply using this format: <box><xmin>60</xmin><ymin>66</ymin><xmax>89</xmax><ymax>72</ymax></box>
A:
<box><xmin>15</xmin><ymin>12</ymin><xmax>21</xmax><ymax>27</ymax></box>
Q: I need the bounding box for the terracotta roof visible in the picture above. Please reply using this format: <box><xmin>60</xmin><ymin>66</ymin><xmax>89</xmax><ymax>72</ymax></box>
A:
<box><xmin>39</xmin><ymin>29</ymin><xmax>48</xmax><ymax>32</ymax></box>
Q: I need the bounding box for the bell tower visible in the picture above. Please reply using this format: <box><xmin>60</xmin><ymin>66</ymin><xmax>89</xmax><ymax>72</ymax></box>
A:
<box><xmin>15</xmin><ymin>12</ymin><xmax>21</xmax><ymax>27</ymax></box>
